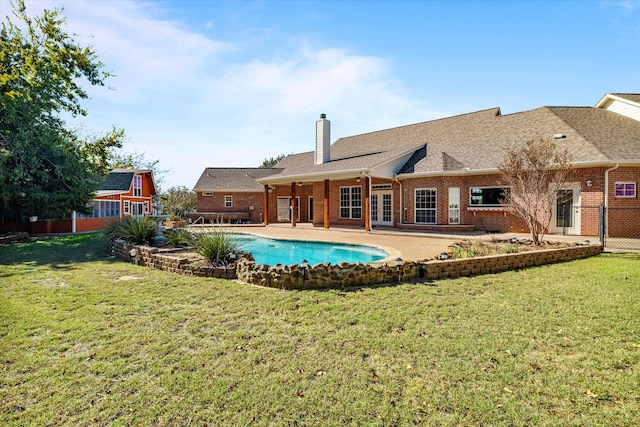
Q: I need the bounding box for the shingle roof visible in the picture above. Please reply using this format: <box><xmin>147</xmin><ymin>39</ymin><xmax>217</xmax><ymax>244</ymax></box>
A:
<box><xmin>263</xmin><ymin>102</ymin><xmax>640</xmax><ymax>182</ymax></box>
<box><xmin>97</xmin><ymin>171</ymin><xmax>134</xmax><ymax>191</ymax></box>
<box><xmin>193</xmin><ymin>168</ymin><xmax>282</xmax><ymax>191</ymax></box>
<box><xmin>549</xmin><ymin>106</ymin><xmax>640</xmax><ymax>161</ymax></box>
<box><xmin>611</xmin><ymin>93</ymin><xmax>640</xmax><ymax>104</ymax></box>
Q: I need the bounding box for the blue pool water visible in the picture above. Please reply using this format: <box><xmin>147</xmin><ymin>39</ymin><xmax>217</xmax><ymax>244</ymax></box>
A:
<box><xmin>235</xmin><ymin>235</ymin><xmax>389</xmax><ymax>266</ymax></box>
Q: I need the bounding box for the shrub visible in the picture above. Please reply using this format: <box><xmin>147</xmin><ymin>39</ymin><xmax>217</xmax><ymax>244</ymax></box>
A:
<box><xmin>106</xmin><ymin>217</ymin><xmax>158</xmax><ymax>245</ymax></box>
<box><xmin>502</xmin><ymin>245</ymin><xmax>519</xmax><ymax>254</ymax></box>
<box><xmin>452</xmin><ymin>246</ymin><xmax>483</xmax><ymax>259</ymax></box>
<box><xmin>164</xmin><ymin>228</ymin><xmax>195</xmax><ymax>247</ymax></box>
<box><xmin>195</xmin><ymin>229</ymin><xmax>244</xmax><ymax>266</ymax></box>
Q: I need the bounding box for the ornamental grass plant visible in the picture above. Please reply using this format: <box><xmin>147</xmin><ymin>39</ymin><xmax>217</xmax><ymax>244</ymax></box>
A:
<box><xmin>106</xmin><ymin>216</ymin><xmax>158</xmax><ymax>245</ymax></box>
<box><xmin>194</xmin><ymin>227</ymin><xmax>244</xmax><ymax>266</ymax></box>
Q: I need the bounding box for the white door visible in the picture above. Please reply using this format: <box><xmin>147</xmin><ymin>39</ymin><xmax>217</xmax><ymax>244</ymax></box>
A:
<box><xmin>371</xmin><ymin>191</ymin><xmax>393</xmax><ymax>226</ymax></box>
<box><xmin>550</xmin><ymin>185</ymin><xmax>581</xmax><ymax>235</ymax></box>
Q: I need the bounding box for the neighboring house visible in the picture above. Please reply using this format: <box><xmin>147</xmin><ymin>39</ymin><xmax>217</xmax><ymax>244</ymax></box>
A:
<box><xmin>27</xmin><ymin>168</ymin><xmax>158</xmax><ymax>234</ymax></box>
<box><xmin>192</xmin><ymin>168</ymin><xmax>282</xmax><ymax>224</ymax></box>
<box><xmin>193</xmin><ymin>93</ymin><xmax>640</xmax><ymax>237</ymax></box>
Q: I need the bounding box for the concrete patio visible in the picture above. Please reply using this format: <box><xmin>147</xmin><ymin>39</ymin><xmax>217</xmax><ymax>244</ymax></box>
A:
<box><xmin>193</xmin><ymin>223</ymin><xmax>595</xmax><ymax>264</ymax></box>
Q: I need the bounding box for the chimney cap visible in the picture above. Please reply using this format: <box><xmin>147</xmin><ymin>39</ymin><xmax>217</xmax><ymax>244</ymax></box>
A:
<box><xmin>320</xmin><ymin>113</ymin><xmax>326</xmax><ymax>119</ymax></box>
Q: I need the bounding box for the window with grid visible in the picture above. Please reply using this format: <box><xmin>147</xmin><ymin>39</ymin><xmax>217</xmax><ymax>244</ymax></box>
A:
<box><xmin>415</xmin><ymin>189</ymin><xmax>436</xmax><ymax>224</ymax></box>
<box><xmin>225</xmin><ymin>195</ymin><xmax>233</xmax><ymax>207</ymax></box>
<box><xmin>340</xmin><ymin>186</ymin><xmax>362</xmax><ymax>219</ymax></box>
<box><xmin>133</xmin><ymin>175</ymin><xmax>142</xmax><ymax>197</ymax></box>
<box><xmin>615</xmin><ymin>182</ymin><xmax>636</xmax><ymax>198</ymax></box>
<box><xmin>80</xmin><ymin>201</ymin><xmax>120</xmax><ymax>218</ymax></box>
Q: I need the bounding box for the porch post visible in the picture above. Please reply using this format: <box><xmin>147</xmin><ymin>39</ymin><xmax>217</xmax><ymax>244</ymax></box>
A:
<box><xmin>324</xmin><ymin>179</ymin><xmax>330</xmax><ymax>229</ymax></box>
<box><xmin>291</xmin><ymin>182</ymin><xmax>297</xmax><ymax>227</ymax></box>
<box><xmin>263</xmin><ymin>185</ymin><xmax>269</xmax><ymax>225</ymax></box>
<box><xmin>364</xmin><ymin>176</ymin><xmax>371</xmax><ymax>232</ymax></box>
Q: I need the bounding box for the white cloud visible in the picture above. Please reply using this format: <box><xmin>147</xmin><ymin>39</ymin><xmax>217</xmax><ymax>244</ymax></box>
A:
<box><xmin>5</xmin><ymin>0</ymin><xmax>445</xmax><ymax>188</ymax></box>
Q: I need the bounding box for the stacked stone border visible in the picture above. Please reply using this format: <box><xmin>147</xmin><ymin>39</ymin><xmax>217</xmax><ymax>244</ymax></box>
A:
<box><xmin>111</xmin><ymin>239</ymin><xmax>602</xmax><ymax>289</ymax></box>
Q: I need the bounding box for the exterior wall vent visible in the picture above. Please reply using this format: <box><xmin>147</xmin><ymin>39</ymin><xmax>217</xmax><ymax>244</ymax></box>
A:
<box><xmin>315</xmin><ymin>114</ymin><xmax>330</xmax><ymax>165</ymax></box>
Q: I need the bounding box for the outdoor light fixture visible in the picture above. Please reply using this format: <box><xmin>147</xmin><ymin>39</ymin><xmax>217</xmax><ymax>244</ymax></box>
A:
<box><xmin>586</xmin><ymin>179</ymin><xmax>593</xmax><ymax>187</ymax></box>
<box><xmin>229</xmin><ymin>252</ymin><xmax>236</xmax><ymax>262</ymax></box>
<box><xmin>356</xmin><ymin>177</ymin><xmax>361</xmax><ymax>183</ymax></box>
<box><xmin>300</xmin><ymin>259</ymin><xmax>309</xmax><ymax>289</ymax></box>
<box><xmin>394</xmin><ymin>258</ymin><xmax>403</xmax><ymax>283</ymax></box>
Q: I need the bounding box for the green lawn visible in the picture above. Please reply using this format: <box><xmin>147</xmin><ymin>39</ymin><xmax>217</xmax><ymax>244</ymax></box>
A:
<box><xmin>1</xmin><ymin>234</ymin><xmax>639</xmax><ymax>426</ymax></box>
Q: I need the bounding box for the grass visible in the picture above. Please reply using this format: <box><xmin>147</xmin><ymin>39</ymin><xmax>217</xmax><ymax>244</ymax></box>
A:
<box><xmin>1</xmin><ymin>234</ymin><xmax>640</xmax><ymax>426</ymax></box>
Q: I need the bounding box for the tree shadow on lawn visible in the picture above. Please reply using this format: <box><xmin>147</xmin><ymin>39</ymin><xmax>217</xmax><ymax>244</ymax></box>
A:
<box><xmin>0</xmin><ymin>233</ymin><xmax>112</xmax><ymax>272</ymax></box>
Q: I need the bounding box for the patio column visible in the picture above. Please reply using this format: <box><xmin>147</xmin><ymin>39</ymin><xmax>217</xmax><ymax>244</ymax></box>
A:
<box><xmin>291</xmin><ymin>182</ymin><xmax>297</xmax><ymax>227</ymax></box>
<box><xmin>263</xmin><ymin>185</ymin><xmax>269</xmax><ymax>225</ymax></box>
<box><xmin>364</xmin><ymin>176</ymin><xmax>371</xmax><ymax>232</ymax></box>
<box><xmin>324</xmin><ymin>179</ymin><xmax>330</xmax><ymax>229</ymax></box>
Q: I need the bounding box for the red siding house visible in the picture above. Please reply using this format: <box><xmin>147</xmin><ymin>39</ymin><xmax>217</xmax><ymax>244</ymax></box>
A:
<box><xmin>194</xmin><ymin>93</ymin><xmax>640</xmax><ymax>238</ymax></box>
<box><xmin>28</xmin><ymin>169</ymin><xmax>158</xmax><ymax>234</ymax></box>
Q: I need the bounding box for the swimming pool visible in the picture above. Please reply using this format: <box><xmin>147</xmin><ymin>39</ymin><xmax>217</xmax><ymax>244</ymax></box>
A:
<box><xmin>235</xmin><ymin>234</ymin><xmax>389</xmax><ymax>266</ymax></box>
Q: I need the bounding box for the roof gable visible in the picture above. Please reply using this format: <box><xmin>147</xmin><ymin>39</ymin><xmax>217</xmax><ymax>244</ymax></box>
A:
<box><xmin>193</xmin><ymin>168</ymin><xmax>283</xmax><ymax>191</ymax></box>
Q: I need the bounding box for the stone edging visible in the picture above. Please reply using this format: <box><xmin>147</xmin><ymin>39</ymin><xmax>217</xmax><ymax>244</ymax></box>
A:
<box><xmin>111</xmin><ymin>240</ymin><xmax>602</xmax><ymax>289</ymax></box>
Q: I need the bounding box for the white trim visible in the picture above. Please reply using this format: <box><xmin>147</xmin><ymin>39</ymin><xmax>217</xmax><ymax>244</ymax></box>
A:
<box><xmin>614</xmin><ymin>182</ymin><xmax>637</xmax><ymax>198</ymax></box>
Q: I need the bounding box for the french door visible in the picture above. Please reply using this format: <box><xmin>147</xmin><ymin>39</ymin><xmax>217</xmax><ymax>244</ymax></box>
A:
<box><xmin>371</xmin><ymin>191</ymin><xmax>393</xmax><ymax>226</ymax></box>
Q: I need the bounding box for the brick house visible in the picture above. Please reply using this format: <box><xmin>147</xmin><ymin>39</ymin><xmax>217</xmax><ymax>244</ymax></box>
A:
<box><xmin>27</xmin><ymin>168</ymin><xmax>158</xmax><ymax>234</ymax></box>
<box><xmin>192</xmin><ymin>168</ymin><xmax>282</xmax><ymax>224</ymax></box>
<box><xmin>193</xmin><ymin>93</ymin><xmax>640</xmax><ymax>237</ymax></box>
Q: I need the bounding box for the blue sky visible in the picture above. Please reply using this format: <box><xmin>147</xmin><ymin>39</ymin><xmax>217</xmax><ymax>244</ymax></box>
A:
<box><xmin>3</xmin><ymin>0</ymin><xmax>639</xmax><ymax>189</ymax></box>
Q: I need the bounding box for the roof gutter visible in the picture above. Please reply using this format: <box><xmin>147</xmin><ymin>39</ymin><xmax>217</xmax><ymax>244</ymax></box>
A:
<box><xmin>395</xmin><ymin>168</ymin><xmax>500</xmax><ymax>180</ymax></box>
<box><xmin>257</xmin><ymin>168</ymin><xmax>371</xmax><ymax>185</ymax></box>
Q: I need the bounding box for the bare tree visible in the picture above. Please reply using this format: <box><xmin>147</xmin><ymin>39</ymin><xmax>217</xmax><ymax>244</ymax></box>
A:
<box><xmin>499</xmin><ymin>138</ymin><xmax>572</xmax><ymax>245</ymax></box>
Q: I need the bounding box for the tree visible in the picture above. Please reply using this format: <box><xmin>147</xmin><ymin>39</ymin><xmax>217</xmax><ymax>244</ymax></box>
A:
<box><xmin>109</xmin><ymin>149</ymin><xmax>170</xmax><ymax>190</ymax></box>
<box><xmin>0</xmin><ymin>0</ymin><xmax>121</xmax><ymax>220</ymax></box>
<box><xmin>499</xmin><ymin>138</ymin><xmax>573</xmax><ymax>245</ymax></box>
<box><xmin>259</xmin><ymin>154</ymin><xmax>287</xmax><ymax>168</ymax></box>
<box><xmin>160</xmin><ymin>186</ymin><xmax>197</xmax><ymax>220</ymax></box>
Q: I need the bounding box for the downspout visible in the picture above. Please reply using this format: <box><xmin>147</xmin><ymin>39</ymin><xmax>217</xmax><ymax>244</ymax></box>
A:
<box><xmin>393</xmin><ymin>176</ymin><xmax>403</xmax><ymax>225</ymax></box>
<box><xmin>603</xmin><ymin>163</ymin><xmax>619</xmax><ymax>242</ymax></box>
<box><xmin>604</xmin><ymin>163</ymin><xmax>619</xmax><ymax>208</ymax></box>
<box><xmin>72</xmin><ymin>211</ymin><xmax>76</xmax><ymax>233</ymax></box>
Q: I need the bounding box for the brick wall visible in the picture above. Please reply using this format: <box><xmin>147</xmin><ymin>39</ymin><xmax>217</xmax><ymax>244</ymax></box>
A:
<box><xmin>197</xmin><ymin>192</ymin><xmax>265</xmax><ymax>224</ymax></box>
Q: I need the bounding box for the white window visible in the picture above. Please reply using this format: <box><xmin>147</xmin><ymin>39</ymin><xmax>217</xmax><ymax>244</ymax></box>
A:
<box><xmin>80</xmin><ymin>201</ymin><xmax>120</xmax><ymax>218</ymax></box>
<box><xmin>448</xmin><ymin>187</ymin><xmax>460</xmax><ymax>224</ymax></box>
<box><xmin>615</xmin><ymin>182</ymin><xmax>636</xmax><ymax>198</ymax></box>
<box><xmin>415</xmin><ymin>189</ymin><xmax>436</xmax><ymax>224</ymax></box>
<box><xmin>133</xmin><ymin>175</ymin><xmax>142</xmax><ymax>197</ymax></box>
<box><xmin>124</xmin><ymin>200</ymin><xmax>130</xmax><ymax>215</ymax></box>
<box><xmin>340</xmin><ymin>186</ymin><xmax>362</xmax><ymax>219</ymax></box>
<box><xmin>225</xmin><ymin>195</ymin><xmax>233</xmax><ymax>208</ymax></box>
<box><xmin>144</xmin><ymin>201</ymin><xmax>149</xmax><ymax>214</ymax></box>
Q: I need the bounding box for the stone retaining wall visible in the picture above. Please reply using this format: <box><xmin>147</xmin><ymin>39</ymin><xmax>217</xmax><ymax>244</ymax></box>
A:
<box><xmin>111</xmin><ymin>240</ymin><xmax>602</xmax><ymax>289</ymax></box>
<box><xmin>110</xmin><ymin>240</ymin><xmax>236</xmax><ymax>279</ymax></box>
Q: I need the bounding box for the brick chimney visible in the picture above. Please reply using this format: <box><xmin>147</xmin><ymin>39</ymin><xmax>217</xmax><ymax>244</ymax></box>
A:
<box><xmin>315</xmin><ymin>114</ymin><xmax>330</xmax><ymax>165</ymax></box>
